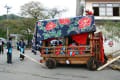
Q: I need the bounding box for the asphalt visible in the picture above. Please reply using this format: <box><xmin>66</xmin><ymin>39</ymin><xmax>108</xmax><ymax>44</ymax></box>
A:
<box><xmin>0</xmin><ymin>49</ymin><xmax>120</xmax><ymax>80</ymax></box>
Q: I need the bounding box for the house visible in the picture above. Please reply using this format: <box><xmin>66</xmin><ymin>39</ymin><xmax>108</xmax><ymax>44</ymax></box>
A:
<box><xmin>85</xmin><ymin>0</ymin><xmax>120</xmax><ymax>20</ymax></box>
<box><xmin>76</xmin><ymin>0</ymin><xmax>120</xmax><ymax>54</ymax></box>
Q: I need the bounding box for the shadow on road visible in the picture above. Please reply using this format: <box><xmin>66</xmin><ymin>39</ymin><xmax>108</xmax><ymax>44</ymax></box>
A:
<box><xmin>57</xmin><ymin>64</ymin><xmax>87</xmax><ymax>69</ymax></box>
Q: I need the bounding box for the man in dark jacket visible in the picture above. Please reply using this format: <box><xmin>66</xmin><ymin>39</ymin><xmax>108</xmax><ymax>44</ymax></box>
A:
<box><xmin>0</xmin><ymin>39</ymin><xmax>4</xmax><ymax>54</ymax></box>
<box><xmin>19</xmin><ymin>39</ymin><xmax>26</xmax><ymax>61</ymax></box>
<box><xmin>6</xmin><ymin>37</ymin><xmax>12</xmax><ymax>64</ymax></box>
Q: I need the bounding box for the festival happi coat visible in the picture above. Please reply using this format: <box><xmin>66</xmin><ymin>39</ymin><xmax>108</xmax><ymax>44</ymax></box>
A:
<box><xmin>33</xmin><ymin>15</ymin><xmax>95</xmax><ymax>42</ymax></box>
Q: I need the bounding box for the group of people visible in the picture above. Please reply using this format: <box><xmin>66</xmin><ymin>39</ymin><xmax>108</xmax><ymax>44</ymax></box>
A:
<box><xmin>43</xmin><ymin>38</ymin><xmax>89</xmax><ymax>56</ymax></box>
<box><xmin>6</xmin><ymin>37</ymin><xmax>26</xmax><ymax>64</ymax></box>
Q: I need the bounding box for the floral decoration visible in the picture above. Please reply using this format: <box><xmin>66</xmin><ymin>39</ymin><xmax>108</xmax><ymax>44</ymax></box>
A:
<box><xmin>45</xmin><ymin>21</ymin><xmax>56</xmax><ymax>30</ymax></box>
<box><xmin>78</xmin><ymin>17</ymin><xmax>91</xmax><ymax>29</ymax></box>
<box><xmin>59</xmin><ymin>18</ymin><xmax>70</xmax><ymax>24</ymax></box>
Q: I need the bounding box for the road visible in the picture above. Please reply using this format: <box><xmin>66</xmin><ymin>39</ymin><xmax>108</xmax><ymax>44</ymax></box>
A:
<box><xmin>0</xmin><ymin>49</ymin><xmax>120</xmax><ymax>80</ymax></box>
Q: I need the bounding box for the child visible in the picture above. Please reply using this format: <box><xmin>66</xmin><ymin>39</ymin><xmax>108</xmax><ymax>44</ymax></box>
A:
<box><xmin>19</xmin><ymin>39</ymin><xmax>26</xmax><ymax>61</ymax></box>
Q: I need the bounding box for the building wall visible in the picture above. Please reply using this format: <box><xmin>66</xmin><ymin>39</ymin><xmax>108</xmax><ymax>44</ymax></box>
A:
<box><xmin>85</xmin><ymin>1</ymin><xmax>120</xmax><ymax>12</ymax></box>
<box><xmin>85</xmin><ymin>1</ymin><xmax>120</xmax><ymax>20</ymax></box>
<box><xmin>85</xmin><ymin>0</ymin><xmax>120</xmax><ymax>54</ymax></box>
<box><xmin>86</xmin><ymin>0</ymin><xmax>120</xmax><ymax>2</ymax></box>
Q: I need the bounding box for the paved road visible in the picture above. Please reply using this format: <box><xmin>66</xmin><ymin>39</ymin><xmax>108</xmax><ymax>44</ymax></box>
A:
<box><xmin>0</xmin><ymin>49</ymin><xmax>120</xmax><ymax>80</ymax></box>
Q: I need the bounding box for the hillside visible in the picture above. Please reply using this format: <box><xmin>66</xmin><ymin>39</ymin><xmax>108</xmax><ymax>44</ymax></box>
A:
<box><xmin>0</xmin><ymin>14</ymin><xmax>24</xmax><ymax>20</ymax></box>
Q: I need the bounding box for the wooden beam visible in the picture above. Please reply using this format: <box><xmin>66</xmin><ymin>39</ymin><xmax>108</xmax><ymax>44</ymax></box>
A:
<box><xmin>97</xmin><ymin>55</ymin><xmax>120</xmax><ymax>71</ymax></box>
<box><xmin>18</xmin><ymin>52</ymin><xmax>47</xmax><ymax>68</ymax></box>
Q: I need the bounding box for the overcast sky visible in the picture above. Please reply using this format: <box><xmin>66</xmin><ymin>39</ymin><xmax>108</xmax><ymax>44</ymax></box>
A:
<box><xmin>0</xmin><ymin>0</ymin><xmax>76</xmax><ymax>18</ymax></box>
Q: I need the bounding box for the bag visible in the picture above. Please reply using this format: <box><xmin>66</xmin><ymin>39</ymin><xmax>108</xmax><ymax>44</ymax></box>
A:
<box><xmin>21</xmin><ymin>48</ymin><xmax>24</xmax><ymax>53</ymax></box>
<box><xmin>9</xmin><ymin>48</ymin><xmax>12</xmax><ymax>54</ymax></box>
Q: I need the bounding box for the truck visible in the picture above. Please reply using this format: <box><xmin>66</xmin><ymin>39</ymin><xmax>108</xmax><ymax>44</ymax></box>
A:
<box><xmin>33</xmin><ymin>15</ymin><xmax>106</xmax><ymax>70</ymax></box>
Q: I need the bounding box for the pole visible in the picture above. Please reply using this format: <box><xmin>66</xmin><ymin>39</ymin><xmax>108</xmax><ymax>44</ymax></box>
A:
<box><xmin>18</xmin><ymin>51</ymin><xmax>47</xmax><ymax>68</ymax></box>
<box><xmin>76</xmin><ymin>0</ymin><xmax>81</xmax><ymax>16</ymax></box>
<box><xmin>76</xmin><ymin>0</ymin><xmax>85</xmax><ymax>16</ymax></box>
<box><xmin>4</xmin><ymin>5</ymin><xmax>11</xmax><ymax>39</ymax></box>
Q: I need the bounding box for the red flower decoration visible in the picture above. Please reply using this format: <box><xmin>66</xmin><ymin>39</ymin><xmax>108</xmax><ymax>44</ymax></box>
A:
<box><xmin>78</xmin><ymin>17</ymin><xmax>91</xmax><ymax>29</ymax></box>
<box><xmin>38</xmin><ymin>22</ymin><xmax>41</xmax><ymax>26</ymax></box>
<box><xmin>45</xmin><ymin>22</ymin><xmax>56</xmax><ymax>30</ymax></box>
<box><xmin>59</xmin><ymin>18</ymin><xmax>70</xmax><ymax>24</ymax></box>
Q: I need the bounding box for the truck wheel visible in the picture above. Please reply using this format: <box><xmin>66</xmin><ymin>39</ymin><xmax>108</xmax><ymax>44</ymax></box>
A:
<box><xmin>87</xmin><ymin>57</ymin><xmax>99</xmax><ymax>70</ymax></box>
<box><xmin>45</xmin><ymin>58</ymin><xmax>56</xmax><ymax>69</ymax></box>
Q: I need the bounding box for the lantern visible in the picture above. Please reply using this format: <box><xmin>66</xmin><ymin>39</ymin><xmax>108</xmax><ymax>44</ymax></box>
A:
<box><xmin>108</xmin><ymin>41</ymin><xmax>113</xmax><ymax>47</ymax></box>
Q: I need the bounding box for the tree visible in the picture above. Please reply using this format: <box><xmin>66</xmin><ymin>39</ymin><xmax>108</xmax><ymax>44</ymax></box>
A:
<box><xmin>98</xmin><ymin>21</ymin><xmax>120</xmax><ymax>41</ymax></box>
<box><xmin>20</xmin><ymin>18</ymin><xmax>36</xmax><ymax>47</ymax></box>
<box><xmin>48</xmin><ymin>7</ymin><xmax>67</xmax><ymax>19</ymax></box>
<box><xmin>20</xmin><ymin>1</ymin><xmax>46</xmax><ymax>19</ymax></box>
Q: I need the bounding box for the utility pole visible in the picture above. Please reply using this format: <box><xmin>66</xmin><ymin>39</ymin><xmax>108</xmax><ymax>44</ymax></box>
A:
<box><xmin>4</xmin><ymin>5</ymin><xmax>11</xmax><ymax>39</ymax></box>
<box><xmin>76</xmin><ymin>0</ymin><xmax>85</xmax><ymax>16</ymax></box>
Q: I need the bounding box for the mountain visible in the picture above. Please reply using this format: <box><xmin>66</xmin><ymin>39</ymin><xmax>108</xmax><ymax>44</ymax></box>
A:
<box><xmin>0</xmin><ymin>14</ymin><xmax>24</xmax><ymax>20</ymax></box>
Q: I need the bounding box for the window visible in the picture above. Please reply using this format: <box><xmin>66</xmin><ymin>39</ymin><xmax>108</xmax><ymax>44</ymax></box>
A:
<box><xmin>113</xmin><ymin>4</ymin><xmax>119</xmax><ymax>7</ymax></box>
<box><xmin>113</xmin><ymin>7</ymin><xmax>119</xmax><ymax>16</ymax></box>
<box><xmin>93</xmin><ymin>7</ymin><xmax>99</xmax><ymax>16</ymax></box>
<box><xmin>106</xmin><ymin>4</ymin><xmax>112</xmax><ymax>7</ymax></box>
<box><xmin>100</xmin><ymin>3</ymin><xmax>106</xmax><ymax>7</ymax></box>
<box><xmin>92</xmin><ymin>3</ymin><xmax>120</xmax><ymax>16</ymax></box>
<box><xmin>99</xmin><ymin>7</ymin><xmax>105</xmax><ymax>16</ymax></box>
<box><xmin>106</xmin><ymin>7</ymin><xmax>113</xmax><ymax>16</ymax></box>
<box><xmin>93</xmin><ymin>3</ymin><xmax>99</xmax><ymax>16</ymax></box>
<box><xmin>93</xmin><ymin>3</ymin><xmax>99</xmax><ymax>7</ymax></box>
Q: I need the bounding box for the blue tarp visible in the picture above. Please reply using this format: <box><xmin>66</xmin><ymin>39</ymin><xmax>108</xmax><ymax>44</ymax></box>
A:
<box><xmin>33</xmin><ymin>15</ymin><xmax>95</xmax><ymax>42</ymax></box>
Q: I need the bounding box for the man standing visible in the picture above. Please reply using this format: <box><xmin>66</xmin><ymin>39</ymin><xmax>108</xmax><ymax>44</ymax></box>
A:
<box><xmin>19</xmin><ymin>39</ymin><xmax>26</xmax><ymax>61</ymax></box>
<box><xmin>0</xmin><ymin>39</ymin><xmax>4</xmax><ymax>54</ymax></box>
<box><xmin>6</xmin><ymin>37</ymin><xmax>12</xmax><ymax>64</ymax></box>
<box><xmin>16</xmin><ymin>40</ymin><xmax>20</xmax><ymax>51</ymax></box>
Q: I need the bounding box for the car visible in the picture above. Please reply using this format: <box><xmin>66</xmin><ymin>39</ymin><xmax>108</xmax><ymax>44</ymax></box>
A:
<box><xmin>0</xmin><ymin>37</ymin><xmax>7</xmax><ymax>44</ymax></box>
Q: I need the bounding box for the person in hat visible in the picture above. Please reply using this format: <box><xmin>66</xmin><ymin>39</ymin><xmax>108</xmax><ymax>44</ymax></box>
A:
<box><xmin>6</xmin><ymin>37</ymin><xmax>12</xmax><ymax>64</ymax></box>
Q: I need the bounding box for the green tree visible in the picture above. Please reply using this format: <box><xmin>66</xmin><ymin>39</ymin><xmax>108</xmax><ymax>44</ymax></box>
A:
<box><xmin>99</xmin><ymin>21</ymin><xmax>120</xmax><ymax>41</ymax></box>
<box><xmin>0</xmin><ymin>29</ymin><xmax>6</xmax><ymax>38</ymax></box>
<box><xmin>20</xmin><ymin>18</ymin><xmax>36</xmax><ymax>47</ymax></box>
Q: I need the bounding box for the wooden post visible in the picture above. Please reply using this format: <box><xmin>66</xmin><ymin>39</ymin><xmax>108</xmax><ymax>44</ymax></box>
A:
<box><xmin>65</xmin><ymin>37</ymin><xmax>68</xmax><ymax>56</ymax></box>
<box><xmin>90</xmin><ymin>33</ymin><xmax>93</xmax><ymax>55</ymax></box>
<box><xmin>42</xmin><ymin>41</ymin><xmax>45</xmax><ymax>54</ymax></box>
<box><xmin>97</xmin><ymin>55</ymin><xmax>120</xmax><ymax>71</ymax></box>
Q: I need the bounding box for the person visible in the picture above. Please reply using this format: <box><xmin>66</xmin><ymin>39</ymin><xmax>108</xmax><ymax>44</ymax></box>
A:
<box><xmin>0</xmin><ymin>39</ymin><xmax>4</xmax><ymax>54</ymax></box>
<box><xmin>56</xmin><ymin>41</ymin><xmax>65</xmax><ymax>55</ymax></box>
<box><xmin>19</xmin><ymin>39</ymin><xmax>26</xmax><ymax>61</ymax></box>
<box><xmin>32</xmin><ymin>39</ymin><xmax>37</xmax><ymax>55</ymax></box>
<box><xmin>6</xmin><ymin>37</ymin><xmax>12</xmax><ymax>64</ymax></box>
<box><xmin>85</xmin><ymin>9</ymin><xmax>93</xmax><ymax>16</ymax></box>
<box><xmin>16</xmin><ymin>41</ymin><xmax>20</xmax><ymax>50</ymax></box>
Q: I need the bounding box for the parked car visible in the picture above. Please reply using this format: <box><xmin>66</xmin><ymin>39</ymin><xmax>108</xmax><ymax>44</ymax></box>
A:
<box><xmin>0</xmin><ymin>37</ymin><xmax>7</xmax><ymax>44</ymax></box>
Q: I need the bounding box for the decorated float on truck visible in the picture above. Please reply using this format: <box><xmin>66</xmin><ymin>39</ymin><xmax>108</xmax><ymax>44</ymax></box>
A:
<box><xmin>33</xmin><ymin>15</ymin><xmax>106</xmax><ymax>70</ymax></box>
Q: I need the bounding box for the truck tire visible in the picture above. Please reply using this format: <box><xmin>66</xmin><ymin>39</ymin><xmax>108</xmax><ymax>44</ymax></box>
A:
<box><xmin>45</xmin><ymin>58</ymin><xmax>56</xmax><ymax>69</ymax></box>
<box><xmin>87</xmin><ymin>57</ymin><xmax>99</xmax><ymax>70</ymax></box>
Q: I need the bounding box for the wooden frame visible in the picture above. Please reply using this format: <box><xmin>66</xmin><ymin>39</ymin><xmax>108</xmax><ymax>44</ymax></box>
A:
<box><xmin>40</xmin><ymin>32</ymin><xmax>102</xmax><ymax>65</ymax></box>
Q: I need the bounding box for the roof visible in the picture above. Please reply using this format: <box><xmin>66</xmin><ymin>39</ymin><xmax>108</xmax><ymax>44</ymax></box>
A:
<box><xmin>34</xmin><ymin>15</ymin><xmax>95</xmax><ymax>41</ymax></box>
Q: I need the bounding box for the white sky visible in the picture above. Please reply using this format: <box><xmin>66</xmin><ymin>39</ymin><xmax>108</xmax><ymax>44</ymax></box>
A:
<box><xmin>0</xmin><ymin>0</ymin><xmax>76</xmax><ymax>18</ymax></box>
